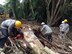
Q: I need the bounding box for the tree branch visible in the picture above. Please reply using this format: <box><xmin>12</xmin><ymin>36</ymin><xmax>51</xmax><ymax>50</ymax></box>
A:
<box><xmin>54</xmin><ymin>0</ymin><xmax>60</xmax><ymax>16</ymax></box>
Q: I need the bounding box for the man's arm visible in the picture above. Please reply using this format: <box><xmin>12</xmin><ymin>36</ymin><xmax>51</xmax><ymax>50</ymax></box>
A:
<box><xmin>41</xmin><ymin>25</ymin><xmax>45</xmax><ymax>31</ymax></box>
<box><xmin>8</xmin><ymin>24</ymin><xmax>15</xmax><ymax>37</ymax></box>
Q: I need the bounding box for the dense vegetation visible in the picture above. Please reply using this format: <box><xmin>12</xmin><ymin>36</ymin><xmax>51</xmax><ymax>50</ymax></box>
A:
<box><xmin>1</xmin><ymin>0</ymin><xmax>72</xmax><ymax>26</ymax></box>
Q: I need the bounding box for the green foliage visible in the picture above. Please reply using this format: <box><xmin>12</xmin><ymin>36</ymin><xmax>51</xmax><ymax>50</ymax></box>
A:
<box><xmin>61</xmin><ymin>2</ymin><xmax>72</xmax><ymax>18</ymax></box>
<box><xmin>4</xmin><ymin>0</ymin><xmax>25</xmax><ymax>19</ymax></box>
<box><xmin>4</xmin><ymin>0</ymin><xmax>46</xmax><ymax>21</ymax></box>
<box><xmin>2</xmin><ymin>0</ymin><xmax>72</xmax><ymax>23</ymax></box>
<box><xmin>20</xmin><ymin>0</ymin><xmax>46</xmax><ymax>22</ymax></box>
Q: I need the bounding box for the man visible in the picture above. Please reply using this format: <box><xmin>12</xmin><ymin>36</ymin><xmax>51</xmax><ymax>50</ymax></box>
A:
<box><xmin>41</xmin><ymin>22</ymin><xmax>53</xmax><ymax>42</ymax></box>
<box><xmin>59</xmin><ymin>19</ymin><xmax>69</xmax><ymax>45</ymax></box>
<box><xmin>0</xmin><ymin>19</ymin><xmax>24</xmax><ymax>48</ymax></box>
<box><xmin>59</xmin><ymin>19</ymin><xmax>69</xmax><ymax>38</ymax></box>
<box><xmin>59</xmin><ymin>21</ymin><xmax>65</xmax><ymax>38</ymax></box>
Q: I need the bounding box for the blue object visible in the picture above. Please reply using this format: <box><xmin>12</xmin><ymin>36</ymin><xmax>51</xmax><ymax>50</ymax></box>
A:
<box><xmin>0</xmin><ymin>28</ymin><xmax>8</xmax><ymax>48</ymax></box>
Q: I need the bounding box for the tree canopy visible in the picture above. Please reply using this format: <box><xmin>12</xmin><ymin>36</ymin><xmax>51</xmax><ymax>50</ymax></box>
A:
<box><xmin>1</xmin><ymin>0</ymin><xmax>72</xmax><ymax>25</ymax></box>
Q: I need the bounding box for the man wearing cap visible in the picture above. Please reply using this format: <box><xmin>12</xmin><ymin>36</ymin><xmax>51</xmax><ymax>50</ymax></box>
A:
<box><xmin>41</xmin><ymin>22</ymin><xmax>53</xmax><ymax>42</ymax></box>
<box><xmin>59</xmin><ymin>19</ymin><xmax>69</xmax><ymax>38</ymax></box>
<box><xmin>59</xmin><ymin>19</ymin><xmax>69</xmax><ymax>45</ymax></box>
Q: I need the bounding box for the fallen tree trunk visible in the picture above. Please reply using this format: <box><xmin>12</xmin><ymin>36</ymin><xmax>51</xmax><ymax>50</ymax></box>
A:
<box><xmin>23</xmin><ymin>27</ymin><xmax>59</xmax><ymax>54</ymax></box>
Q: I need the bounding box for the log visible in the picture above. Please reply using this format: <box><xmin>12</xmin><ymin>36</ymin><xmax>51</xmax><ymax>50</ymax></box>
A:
<box><xmin>23</xmin><ymin>27</ymin><xmax>59</xmax><ymax>54</ymax></box>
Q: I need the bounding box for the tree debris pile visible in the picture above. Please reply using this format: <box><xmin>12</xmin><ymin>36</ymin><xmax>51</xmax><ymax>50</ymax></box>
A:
<box><xmin>2</xmin><ymin>22</ymin><xmax>72</xmax><ymax>54</ymax></box>
<box><xmin>22</xmin><ymin>22</ymin><xmax>72</xmax><ymax>54</ymax></box>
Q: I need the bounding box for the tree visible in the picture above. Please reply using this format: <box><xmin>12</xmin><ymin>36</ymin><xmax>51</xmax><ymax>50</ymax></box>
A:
<box><xmin>5</xmin><ymin>0</ymin><xmax>24</xmax><ymax>19</ymax></box>
<box><xmin>5</xmin><ymin>0</ymin><xmax>72</xmax><ymax>24</ymax></box>
<box><xmin>62</xmin><ymin>2</ymin><xmax>72</xmax><ymax>18</ymax></box>
<box><xmin>44</xmin><ymin>0</ymin><xmax>69</xmax><ymax>26</ymax></box>
<box><xmin>20</xmin><ymin>0</ymin><xmax>46</xmax><ymax>22</ymax></box>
